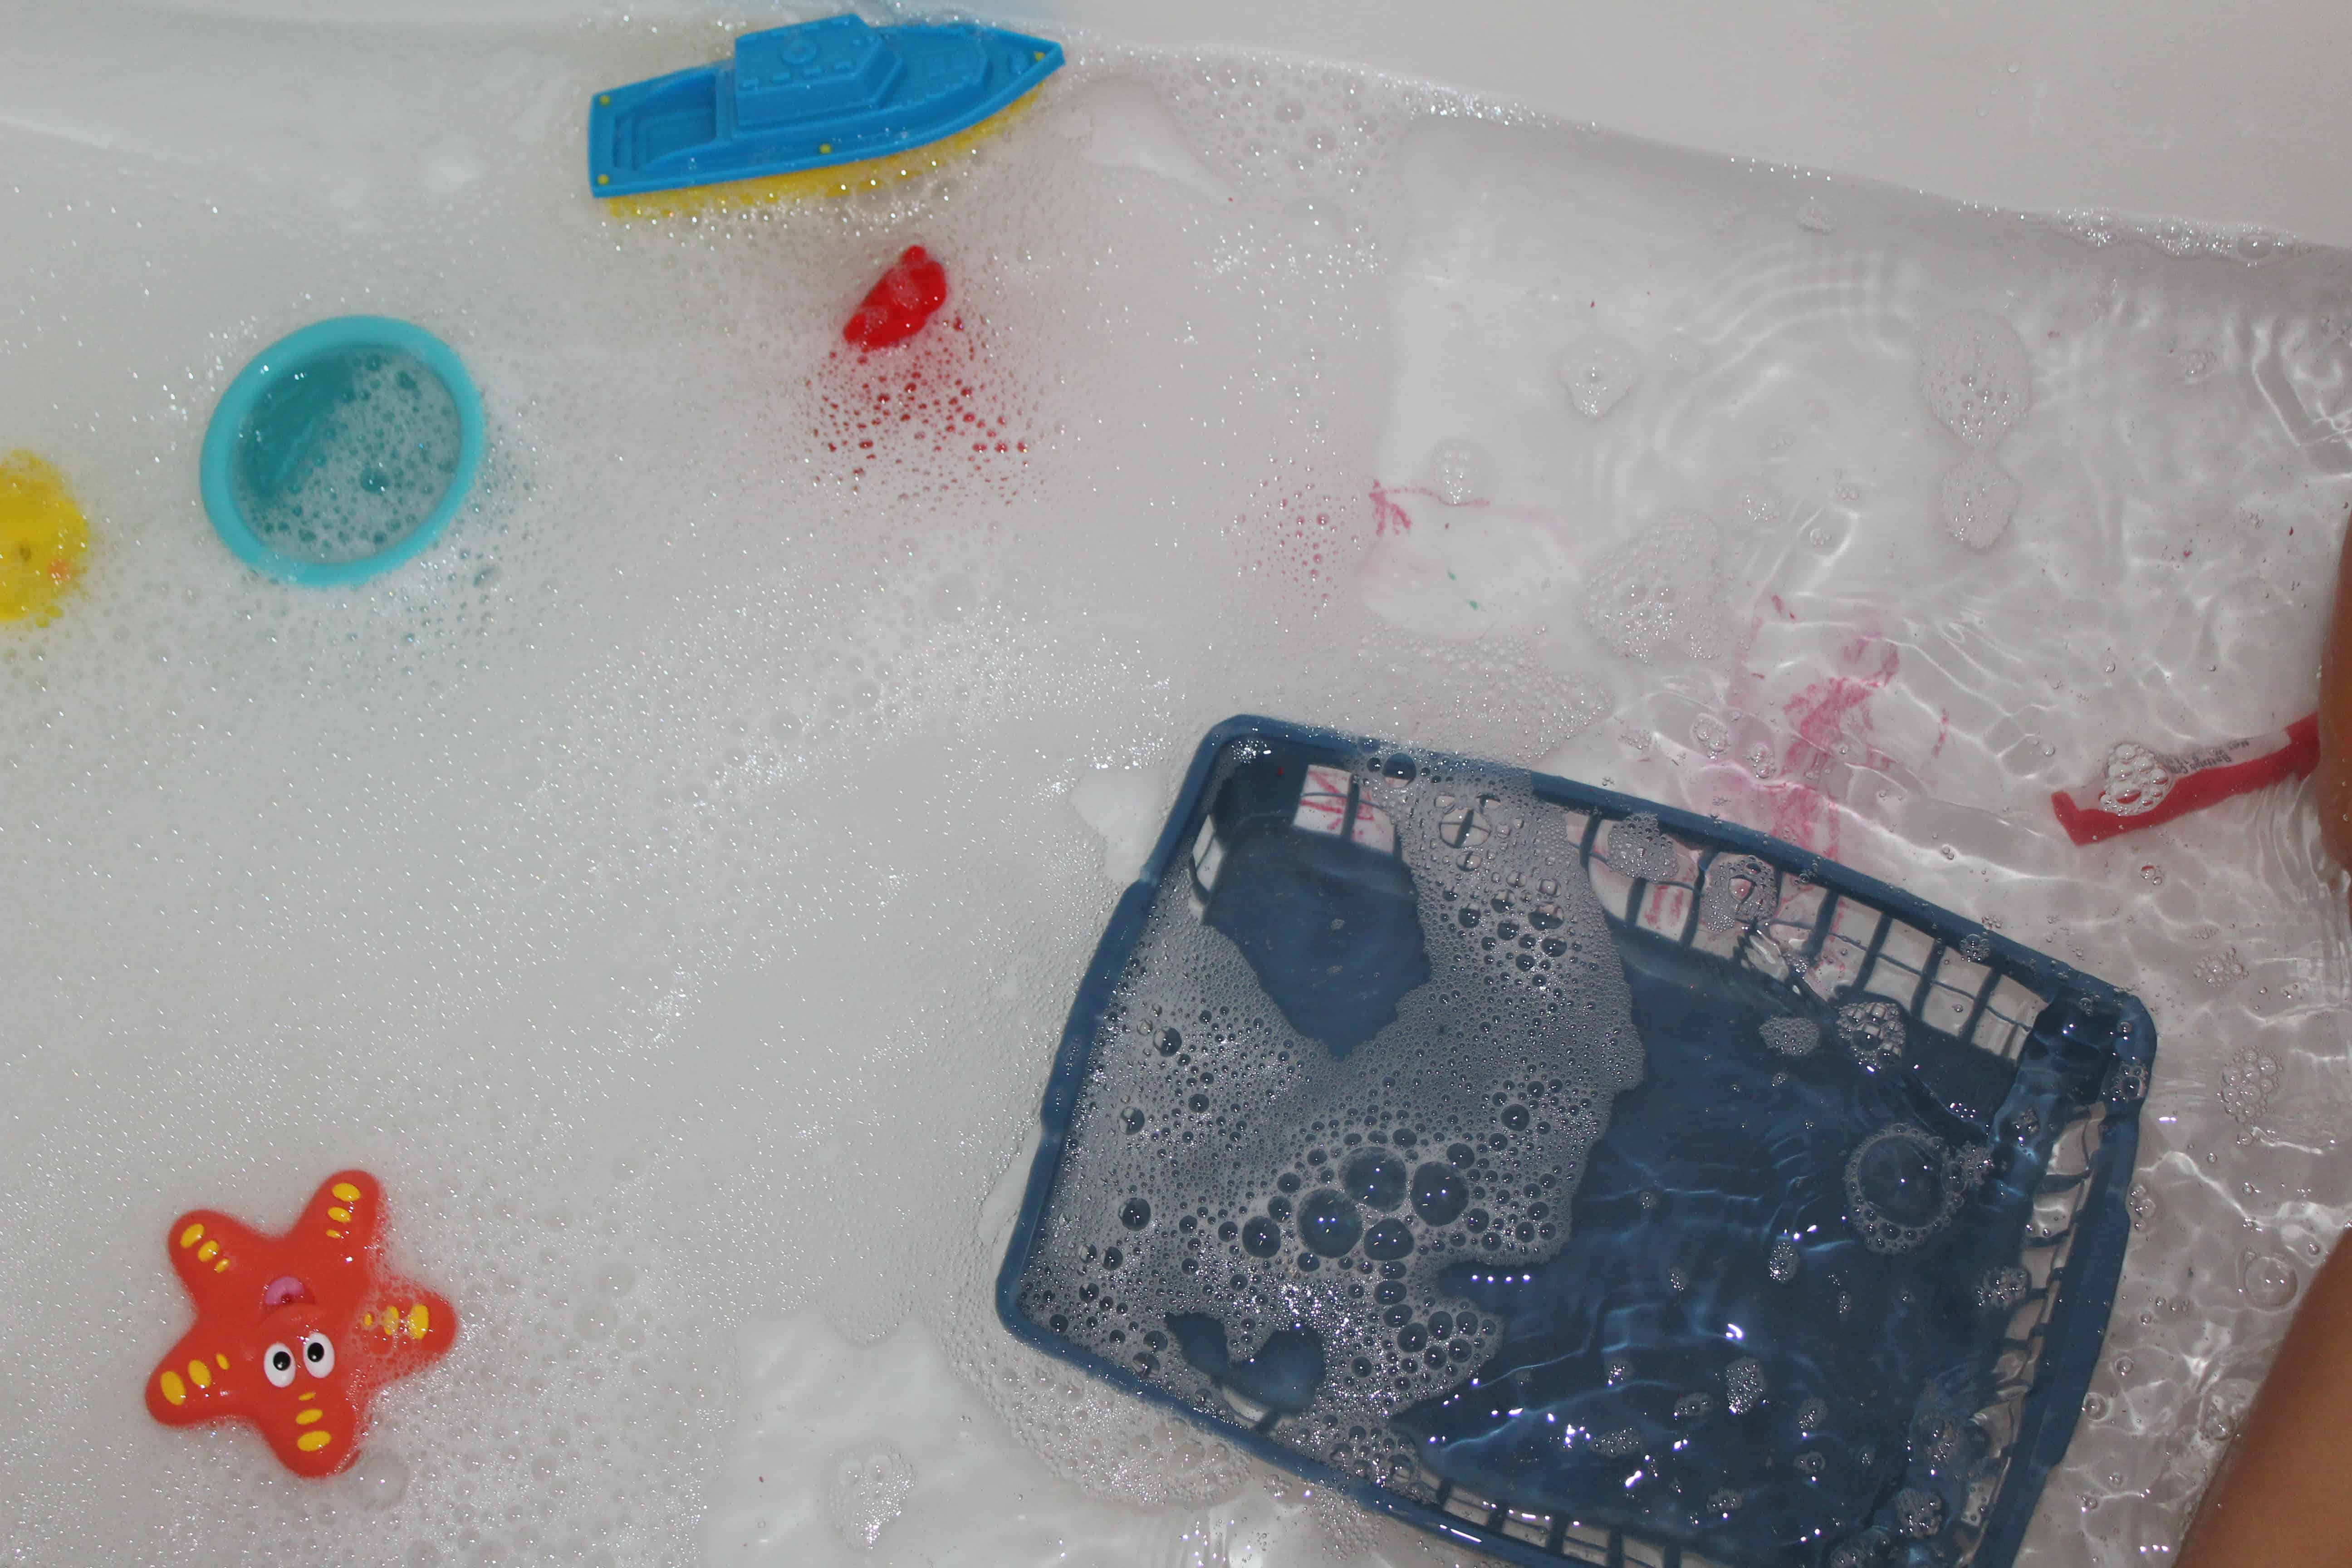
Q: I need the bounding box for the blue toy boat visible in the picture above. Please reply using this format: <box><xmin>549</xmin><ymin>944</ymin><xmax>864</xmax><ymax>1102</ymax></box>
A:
<box><xmin>588</xmin><ymin>15</ymin><xmax>1063</xmax><ymax>207</ymax></box>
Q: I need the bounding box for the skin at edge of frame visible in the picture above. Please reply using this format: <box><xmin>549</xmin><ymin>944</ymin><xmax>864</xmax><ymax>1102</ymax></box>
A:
<box><xmin>2318</xmin><ymin>513</ymin><xmax>2352</xmax><ymax>876</ymax></box>
<box><xmin>2176</xmin><ymin>1240</ymin><xmax>2352</xmax><ymax>1566</ymax></box>
<box><xmin>2179</xmin><ymin>515</ymin><xmax>2352</xmax><ymax>1568</ymax></box>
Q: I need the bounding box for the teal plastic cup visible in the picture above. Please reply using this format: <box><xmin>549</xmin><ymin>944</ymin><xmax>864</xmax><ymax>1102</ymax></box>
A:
<box><xmin>200</xmin><ymin>316</ymin><xmax>484</xmax><ymax>586</ymax></box>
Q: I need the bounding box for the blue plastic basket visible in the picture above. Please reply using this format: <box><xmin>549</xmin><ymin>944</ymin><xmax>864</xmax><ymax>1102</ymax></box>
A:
<box><xmin>998</xmin><ymin>716</ymin><xmax>2151</xmax><ymax>1568</ymax></box>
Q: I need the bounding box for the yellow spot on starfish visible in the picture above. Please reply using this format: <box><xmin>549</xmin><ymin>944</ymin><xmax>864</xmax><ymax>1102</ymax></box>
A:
<box><xmin>325</xmin><ymin>1229</ymin><xmax>342</xmax><ymax>1239</ymax></box>
<box><xmin>158</xmin><ymin>1370</ymin><xmax>185</xmax><ymax>1405</ymax></box>
<box><xmin>407</xmin><ymin>1303</ymin><xmax>430</xmax><ymax>1340</ymax></box>
<box><xmin>178</xmin><ymin>1223</ymin><xmax>204</xmax><ymax>1249</ymax></box>
<box><xmin>216</xmin><ymin>1354</ymin><xmax>229</xmax><ymax>1369</ymax></box>
<box><xmin>0</xmin><ymin>451</ymin><xmax>90</xmax><ymax>625</ymax></box>
<box><xmin>187</xmin><ymin>1360</ymin><xmax>211</xmax><ymax>1389</ymax></box>
<box><xmin>211</xmin><ymin>1260</ymin><xmax>227</xmax><ymax>1272</ymax></box>
<box><xmin>331</xmin><ymin>1182</ymin><xmax>360</xmax><ymax>1202</ymax></box>
<box><xmin>296</xmin><ymin>1430</ymin><xmax>333</xmax><ymax>1453</ymax></box>
<box><xmin>327</xmin><ymin>1206</ymin><xmax>350</xmax><ymax>1223</ymax></box>
<box><xmin>196</xmin><ymin>1240</ymin><xmax>218</xmax><ymax>1262</ymax></box>
<box><xmin>295</xmin><ymin>1407</ymin><xmax>322</xmax><ymax>1426</ymax></box>
<box><xmin>361</xmin><ymin>1311</ymin><xmax>374</xmax><ymax>1328</ymax></box>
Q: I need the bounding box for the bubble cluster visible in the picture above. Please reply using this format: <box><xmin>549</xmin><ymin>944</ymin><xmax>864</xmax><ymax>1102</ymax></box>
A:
<box><xmin>1424</xmin><ymin>437</ymin><xmax>1490</xmax><ymax>505</ymax></box>
<box><xmin>1581</xmin><ymin>510</ymin><xmax>1730</xmax><ymax>662</ymax></box>
<box><xmin>1602</xmin><ymin>812</ymin><xmax>1682</xmax><ymax>882</ymax></box>
<box><xmin>1938</xmin><ymin>451</ymin><xmax>2022</xmax><ymax>549</ymax></box>
<box><xmin>823</xmin><ymin>1442</ymin><xmax>916</xmax><ymax>1549</ymax></box>
<box><xmin>1919</xmin><ymin>310</ymin><xmax>2033</xmax><ymax>548</ymax></box>
<box><xmin>2239</xmin><ymin>1251</ymin><xmax>2301</xmax><ymax>1310</ymax></box>
<box><xmin>1761</xmin><ymin>1016</ymin><xmax>1821</xmax><ymax>1058</ymax></box>
<box><xmin>1842</xmin><ymin>1124</ymin><xmax>1985</xmax><ymax>1256</ymax></box>
<box><xmin>1556</xmin><ymin>336</ymin><xmax>1641</xmax><ymax>420</ymax></box>
<box><xmin>1835</xmin><ymin>999</ymin><xmax>1908</xmax><ymax>1069</ymax></box>
<box><xmin>1977</xmin><ymin>1264</ymin><xmax>2032</xmax><ymax>1311</ymax></box>
<box><xmin>228</xmin><ymin>345</ymin><xmax>463</xmax><ymax>565</ymax></box>
<box><xmin>1920</xmin><ymin>312</ymin><xmax>2033</xmax><ymax>447</ymax></box>
<box><xmin>1723</xmin><ymin>1356</ymin><xmax>1766</xmax><ymax>1415</ymax></box>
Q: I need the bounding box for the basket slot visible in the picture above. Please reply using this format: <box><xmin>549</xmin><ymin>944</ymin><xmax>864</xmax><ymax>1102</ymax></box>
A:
<box><xmin>1559</xmin><ymin>1522</ymin><xmax>1615</xmax><ymax>1564</ymax></box>
<box><xmin>1637</xmin><ymin>880</ymin><xmax>1696</xmax><ymax>940</ymax></box>
<box><xmin>1806</xmin><ymin>897</ymin><xmax>1882</xmax><ymax>1000</ymax></box>
<box><xmin>1443</xmin><ymin>1484</ymin><xmax>1503</xmax><ymax>1529</ymax></box>
<box><xmin>1970</xmin><ymin>975</ymin><xmax>2051</xmax><ymax>1061</ymax></box>
<box><xmin>1587</xmin><ymin>856</ymin><xmax>1639</xmax><ymax>921</ymax></box>
<box><xmin>1503</xmin><ymin>1509</ymin><xmax>1553</xmax><ymax>1544</ymax></box>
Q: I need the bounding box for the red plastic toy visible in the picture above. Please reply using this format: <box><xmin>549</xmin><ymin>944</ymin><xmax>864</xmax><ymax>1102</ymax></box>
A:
<box><xmin>2049</xmin><ymin>713</ymin><xmax>2319</xmax><ymax>846</ymax></box>
<box><xmin>843</xmin><ymin>245</ymin><xmax>948</xmax><ymax>350</ymax></box>
<box><xmin>145</xmin><ymin>1170</ymin><xmax>457</xmax><ymax>1477</ymax></box>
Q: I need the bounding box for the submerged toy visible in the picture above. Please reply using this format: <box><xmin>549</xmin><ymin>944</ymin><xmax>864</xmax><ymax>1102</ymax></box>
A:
<box><xmin>146</xmin><ymin>1171</ymin><xmax>457</xmax><ymax>1477</ymax></box>
<box><xmin>2050</xmin><ymin>714</ymin><xmax>2318</xmax><ymax>845</ymax></box>
<box><xmin>0</xmin><ymin>450</ymin><xmax>89</xmax><ymax>624</ymax></box>
<box><xmin>1001</xmin><ymin>717</ymin><xmax>2152</xmax><ymax>1568</ymax></box>
<box><xmin>587</xmin><ymin>15</ymin><xmax>1063</xmax><ymax>216</ymax></box>
<box><xmin>200</xmin><ymin>317</ymin><xmax>484</xmax><ymax>588</ymax></box>
<box><xmin>843</xmin><ymin>245</ymin><xmax>949</xmax><ymax>350</ymax></box>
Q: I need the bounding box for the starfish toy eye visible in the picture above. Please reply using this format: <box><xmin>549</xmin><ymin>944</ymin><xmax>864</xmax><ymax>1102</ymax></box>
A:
<box><xmin>263</xmin><ymin>1343</ymin><xmax>297</xmax><ymax>1387</ymax></box>
<box><xmin>302</xmin><ymin>1333</ymin><xmax>334</xmax><ymax>1377</ymax></box>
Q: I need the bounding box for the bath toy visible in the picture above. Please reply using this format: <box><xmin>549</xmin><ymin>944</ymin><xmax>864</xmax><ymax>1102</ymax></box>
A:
<box><xmin>0</xmin><ymin>450</ymin><xmax>89</xmax><ymax>624</ymax></box>
<box><xmin>587</xmin><ymin>15</ymin><xmax>1063</xmax><ymax>216</ymax></box>
<box><xmin>2050</xmin><ymin>714</ymin><xmax>2318</xmax><ymax>845</ymax></box>
<box><xmin>843</xmin><ymin>245</ymin><xmax>949</xmax><ymax>351</ymax></box>
<box><xmin>200</xmin><ymin>317</ymin><xmax>484</xmax><ymax>588</ymax></box>
<box><xmin>145</xmin><ymin>1170</ymin><xmax>457</xmax><ymax>1478</ymax></box>
<box><xmin>1001</xmin><ymin>716</ymin><xmax>2153</xmax><ymax>1568</ymax></box>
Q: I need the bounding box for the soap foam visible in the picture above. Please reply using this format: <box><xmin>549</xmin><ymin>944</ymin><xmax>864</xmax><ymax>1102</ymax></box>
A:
<box><xmin>1016</xmin><ymin>754</ymin><xmax>1641</xmax><ymax>1488</ymax></box>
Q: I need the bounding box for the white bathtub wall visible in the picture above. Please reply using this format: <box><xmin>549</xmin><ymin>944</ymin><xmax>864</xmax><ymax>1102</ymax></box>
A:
<box><xmin>14</xmin><ymin>0</ymin><xmax>2349</xmax><ymax>241</ymax></box>
<box><xmin>1017</xmin><ymin>0</ymin><xmax>2352</xmax><ymax>245</ymax></box>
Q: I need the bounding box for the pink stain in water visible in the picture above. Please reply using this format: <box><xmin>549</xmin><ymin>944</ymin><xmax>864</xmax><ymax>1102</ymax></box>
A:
<box><xmin>1709</xmin><ymin>617</ymin><xmax>1905</xmax><ymax>857</ymax></box>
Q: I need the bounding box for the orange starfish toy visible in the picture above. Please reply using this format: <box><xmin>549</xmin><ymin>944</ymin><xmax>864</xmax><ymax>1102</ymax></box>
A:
<box><xmin>145</xmin><ymin>1170</ymin><xmax>457</xmax><ymax>1476</ymax></box>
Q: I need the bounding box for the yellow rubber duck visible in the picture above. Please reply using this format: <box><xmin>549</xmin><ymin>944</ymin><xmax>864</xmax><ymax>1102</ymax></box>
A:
<box><xmin>0</xmin><ymin>451</ymin><xmax>90</xmax><ymax>624</ymax></box>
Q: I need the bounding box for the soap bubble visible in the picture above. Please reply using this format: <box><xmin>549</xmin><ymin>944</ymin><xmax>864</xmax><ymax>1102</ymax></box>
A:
<box><xmin>1835</xmin><ymin>1000</ymin><xmax>1908</xmax><ymax>1069</ymax></box>
<box><xmin>1894</xmin><ymin>1488</ymin><xmax>1943</xmax><ymax>1538</ymax></box>
<box><xmin>2240</xmin><ymin>1251</ymin><xmax>2300</xmax><ymax>1309</ymax></box>
<box><xmin>1556</xmin><ymin>336</ymin><xmax>1642</xmax><ymax>420</ymax></box>
<box><xmin>1938</xmin><ymin>451</ymin><xmax>2022</xmax><ymax>548</ymax></box>
<box><xmin>1724</xmin><ymin>1356</ymin><xmax>1766</xmax><ymax>1414</ymax></box>
<box><xmin>1920</xmin><ymin>310</ymin><xmax>2033</xmax><ymax>446</ymax></box>
<box><xmin>823</xmin><ymin>1442</ymin><xmax>916</xmax><ymax>1550</ymax></box>
<box><xmin>1761</xmin><ymin>1016</ymin><xmax>1820</xmax><ymax>1058</ymax></box>
<box><xmin>2097</xmin><ymin>744</ymin><xmax>2174</xmax><ymax>816</ymax></box>
<box><xmin>1602</xmin><ymin>813</ymin><xmax>1682</xmax><ymax>882</ymax></box>
<box><xmin>1796</xmin><ymin>198</ymin><xmax>1841</xmax><ymax>234</ymax></box>
<box><xmin>1582</xmin><ymin>510</ymin><xmax>1730</xmax><ymax>662</ymax></box>
<box><xmin>1977</xmin><ymin>1264</ymin><xmax>2031</xmax><ymax>1310</ymax></box>
<box><xmin>1844</xmin><ymin>1123</ymin><xmax>1979</xmax><ymax>1255</ymax></box>
<box><xmin>1425</xmin><ymin>438</ymin><xmax>1489</xmax><ymax>505</ymax></box>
